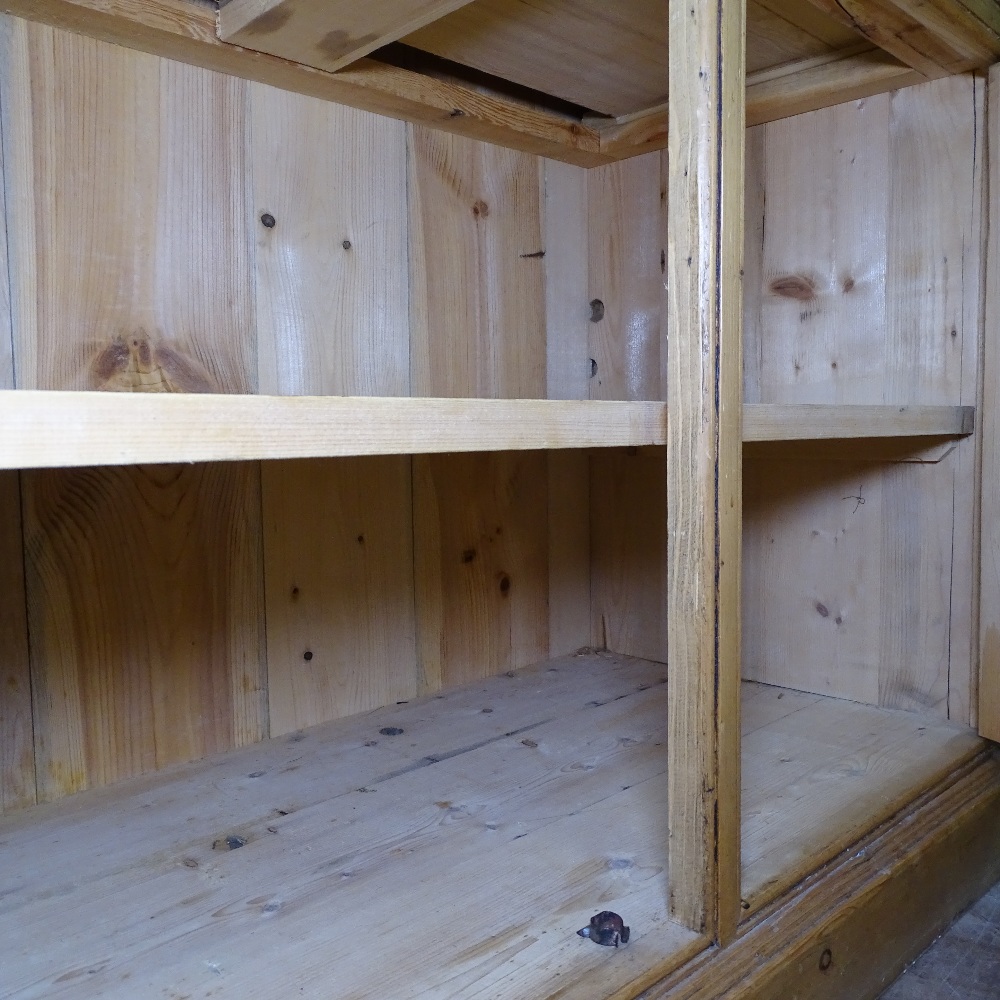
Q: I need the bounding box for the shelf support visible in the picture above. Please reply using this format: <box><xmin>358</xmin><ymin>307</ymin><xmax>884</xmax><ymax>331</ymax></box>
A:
<box><xmin>667</xmin><ymin>0</ymin><xmax>745</xmax><ymax>941</ymax></box>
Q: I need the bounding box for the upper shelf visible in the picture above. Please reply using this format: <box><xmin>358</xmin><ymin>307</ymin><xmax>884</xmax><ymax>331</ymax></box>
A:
<box><xmin>8</xmin><ymin>0</ymin><xmax>999</xmax><ymax>165</ymax></box>
<box><xmin>0</xmin><ymin>392</ymin><xmax>974</xmax><ymax>470</ymax></box>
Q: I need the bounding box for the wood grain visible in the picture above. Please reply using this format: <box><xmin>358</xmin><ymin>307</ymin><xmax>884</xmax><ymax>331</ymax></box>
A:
<box><xmin>251</xmin><ymin>84</ymin><xmax>410</xmax><ymax>397</ymax></box>
<box><xmin>413</xmin><ymin>452</ymin><xmax>548</xmax><ymax>691</ymax></box>
<box><xmin>590</xmin><ymin>448</ymin><xmax>668</xmax><ymax>662</ymax></box>
<box><xmin>261</xmin><ymin>457</ymin><xmax>416</xmax><ymax>736</ymax></box>
<box><xmin>0</xmin><ymin>4</ymin><xmax>607</xmax><ymax>167</ymax></box>
<box><xmin>0</xmin><ymin>392</ymin><xmax>668</xmax><ymax>469</ymax></box>
<box><xmin>542</xmin><ymin>158</ymin><xmax>590</xmax><ymax>402</ymax></box>
<box><xmin>741</xmin><ymin>681</ymin><xmax>982</xmax><ymax>911</ymax></box>
<box><xmin>23</xmin><ymin>463</ymin><xmax>266</xmax><ymax>800</ymax></box>
<box><xmin>404</xmin><ymin>0</ymin><xmax>667</xmax><ymax>117</ymax></box>
<box><xmin>409</xmin><ymin>127</ymin><xmax>546</xmax><ymax>399</ymax></box>
<box><xmin>220</xmin><ymin>0</ymin><xmax>478</xmax><ymax>71</ymax></box>
<box><xmin>0</xmin><ymin>654</ymin><xmax>705</xmax><ymax>1000</ymax></box>
<box><xmin>667</xmin><ymin>0</ymin><xmax>745</xmax><ymax>936</ymax></box>
<box><xmin>547</xmin><ymin>450</ymin><xmax>590</xmax><ymax>658</ymax></box>
<box><xmin>646</xmin><ymin>754</ymin><xmax>1000</xmax><ymax>1000</ymax></box>
<box><xmin>0</xmin><ymin>18</ymin><xmax>256</xmax><ymax>393</ymax></box>
<box><xmin>0</xmin><ymin>110</ymin><xmax>12</xmax><ymax>391</ymax></box>
<box><xmin>587</xmin><ymin>151</ymin><xmax>667</xmax><ymax>401</ymax></box>
<box><xmin>743</xmin><ymin>404</ymin><xmax>974</xmax><ymax>440</ymax></box>
<box><xmin>980</xmin><ymin>63</ymin><xmax>1000</xmax><ymax>742</ymax></box>
<box><xmin>743</xmin><ymin>76</ymin><xmax>983</xmax><ymax>725</ymax></box>
<box><xmin>743</xmin><ymin>454</ymin><xmax>956</xmax><ymax>714</ymax></box>
<box><xmin>0</xmin><ymin>472</ymin><xmax>35</xmax><ymax>813</ymax></box>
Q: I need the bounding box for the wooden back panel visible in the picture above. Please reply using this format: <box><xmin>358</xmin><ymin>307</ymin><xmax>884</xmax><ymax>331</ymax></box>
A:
<box><xmin>743</xmin><ymin>76</ymin><xmax>985</xmax><ymax>722</ymax></box>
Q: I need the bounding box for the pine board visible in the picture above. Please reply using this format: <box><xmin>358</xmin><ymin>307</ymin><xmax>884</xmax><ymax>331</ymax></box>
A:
<box><xmin>981</xmin><ymin>64</ymin><xmax>1000</xmax><ymax>741</ymax></box>
<box><xmin>742</xmin><ymin>681</ymin><xmax>984</xmax><ymax>911</ymax></box>
<box><xmin>590</xmin><ymin>447</ymin><xmax>668</xmax><ymax>662</ymax></box>
<box><xmin>0</xmin><ymin>18</ymin><xmax>256</xmax><ymax>393</ymax></box>
<box><xmin>22</xmin><ymin>463</ymin><xmax>267</xmax><ymax>800</ymax></box>
<box><xmin>0</xmin><ymin>653</ymin><xmax>700</xmax><ymax>1000</ymax></box>
<box><xmin>261</xmin><ymin>457</ymin><xmax>417</xmax><ymax>736</ymax></box>
<box><xmin>408</xmin><ymin>126</ymin><xmax>546</xmax><ymax>399</ymax></box>
<box><xmin>743</xmin><ymin>453</ymin><xmax>956</xmax><ymax>714</ymax></box>
<box><xmin>251</xmin><ymin>84</ymin><xmax>410</xmax><ymax>397</ymax></box>
<box><xmin>413</xmin><ymin>451</ymin><xmax>549</xmax><ymax>691</ymax></box>
<box><xmin>587</xmin><ymin>151</ymin><xmax>667</xmax><ymax>401</ymax></box>
<box><xmin>0</xmin><ymin>657</ymin><xmax>982</xmax><ymax>999</ymax></box>
<box><xmin>742</xmin><ymin>75</ymin><xmax>983</xmax><ymax>725</ymax></box>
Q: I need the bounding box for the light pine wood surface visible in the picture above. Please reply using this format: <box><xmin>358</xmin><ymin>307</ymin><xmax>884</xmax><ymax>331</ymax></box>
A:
<box><xmin>413</xmin><ymin>451</ymin><xmax>549</xmax><ymax>691</ymax></box>
<box><xmin>251</xmin><ymin>86</ymin><xmax>410</xmax><ymax>397</ymax></box>
<box><xmin>742</xmin><ymin>75</ymin><xmax>983</xmax><ymax>727</ymax></box>
<box><xmin>23</xmin><ymin>463</ymin><xmax>267</xmax><ymax>801</ymax></box>
<box><xmin>0</xmin><ymin>655</ymin><xmax>982</xmax><ymax>999</ymax></box>
<box><xmin>0</xmin><ymin>392</ymin><xmax>670</xmax><ymax>469</ymax></box>
<box><xmin>980</xmin><ymin>63</ymin><xmax>1000</xmax><ymax>742</ymax></box>
<box><xmin>219</xmin><ymin>0</ymin><xmax>478</xmax><ymax>71</ymax></box>
<box><xmin>590</xmin><ymin>447</ymin><xmax>668</xmax><ymax>662</ymax></box>
<box><xmin>261</xmin><ymin>457</ymin><xmax>417</xmax><ymax>737</ymax></box>
<box><xmin>404</xmin><ymin>0</ymin><xmax>668</xmax><ymax>117</ymax></box>
<box><xmin>666</xmin><ymin>0</ymin><xmax>745</xmax><ymax>937</ymax></box>
<box><xmin>1</xmin><ymin>18</ymin><xmax>257</xmax><ymax>394</ymax></box>
<box><xmin>408</xmin><ymin>127</ymin><xmax>546</xmax><ymax>399</ymax></box>
<box><xmin>588</xmin><ymin>151</ymin><xmax>668</xmax><ymax>401</ymax></box>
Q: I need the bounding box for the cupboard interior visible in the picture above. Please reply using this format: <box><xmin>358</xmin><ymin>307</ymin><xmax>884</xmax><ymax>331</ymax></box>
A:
<box><xmin>0</xmin><ymin>12</ymin><xmax>989</xmax><ymax>997</ymax></box>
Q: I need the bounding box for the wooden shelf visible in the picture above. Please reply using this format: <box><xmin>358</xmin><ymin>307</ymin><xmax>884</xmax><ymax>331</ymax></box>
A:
<box><xmin>0</xmin><ymin>391</ymin><xmax>667</xmax><ymax>469</ymax></box>
<box><xmin>0</xmin><ymin>394</ymin><xmax>976</xmax><ymax>470</ymax></box>
<box><xmin>743</xmin><ymin>404</ymin><xmax>975</xmax><ymax>442</ymax></box>
<box><xmin>0</xmin><ymin>653</ymin><xmax>983</xmax><ymax>999</ymax></box>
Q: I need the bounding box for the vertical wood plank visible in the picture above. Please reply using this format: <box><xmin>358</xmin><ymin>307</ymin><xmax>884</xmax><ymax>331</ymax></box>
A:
<box><xmin>547</xmin><ymin>450</ymin><xmax>590</xmax><ymax>658</ymax></box>
<box><xmin>0</xmin><ymin>59</ymin><xmax>12</xmax><ymax>391</ymax></box>
<box><xmin>979</xmin><ymin>64</ymin><xmax>1000</xmax><ymax>742</ymax></box>
<box><xmin>24</xmin><ymin>463</ymin><xmax>266</xmax><ymax>801</ymax></box>
<box><xmin>753</xmin><ymin>95</ymin><xmax>891</xmax><ymax>404</ymax></box>
<box><xmin>588</xmin><ymin>151</ymin><xmax>667</xmax><ymax>401</ymax></box>
<box><xmin>886</xmin><ymin>76</ymin><xmax>978</xmax><ymax>405</ymax></box>
<box><xmin>743</xmin><ymin>451</ymin><xmax>956</xmax><ymax>715</ymax></box>
<box><xmin>541</xmin><ymin>160</ymin><xmax>591</xmax><ymax>658</ymax></box>
<box><xmin>409</xmin><ymin>126</ymin><xmax>546</xmax><ymax>399</ymax></box>
<box><xmin>668</xmin><ymin>0</ymin><xmax>745</xmax><ymax>937</ymax></box>
<box><xmin>413</xmin><ymin>452</ymin><xmax>548</xmax><ymax>691</ymax></box>
<box><xmin>0</xmin><ymin>471</ymin><xmax>35</xmax><ymax>812</ymax></box>
<box><xmin>542</xmin><ymin>158</ymin><xmax>590</xmax><ymax>402</ymax></box>
<box><xmin>251</xmin><ymin>85</ymin><xmax>410</xmax><ymax>397</ymax></box>
<box><xmin>262</xmin><ymin>457</ymin><xmax>416</xmax><ymax>737</ymax></box>
<box><xmin>590</xmin><ymin>447</ymin><xmax>668</xmax><ymax>661</ymax></box>
<box><xmin>1</xmin><ymin>19</ymin><xmax>255</xmax><ymax>393</ymax></box>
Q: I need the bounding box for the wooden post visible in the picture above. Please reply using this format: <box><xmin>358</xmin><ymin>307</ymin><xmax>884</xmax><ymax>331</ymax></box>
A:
<box><xmin>667</xmin><ymin>0</ymin><xmax>745</xmax><ymax>939</ymax></box>
<box><xmin>979</xmin><ymin>64</ymin><xmax>1000</xmax><ymax>742</ymax></box>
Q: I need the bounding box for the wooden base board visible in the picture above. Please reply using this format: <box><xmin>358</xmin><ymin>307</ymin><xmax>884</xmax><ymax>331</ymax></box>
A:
<box><xmin>644</xmin><ymin>750</ymin><xmax>1000</xmax><ymax>1000</ymax></box>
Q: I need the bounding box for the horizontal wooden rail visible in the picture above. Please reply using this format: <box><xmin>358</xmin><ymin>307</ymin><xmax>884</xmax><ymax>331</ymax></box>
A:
<box><xmin>743</xmin><ymin>403</ymin><xmax>974</xmax><ymax>441</ymax></box>
<box><xmin>0</xmin><ymin>392</ymin><xmax>667</xmax><ymax>468</ymax></box>
<box><xmin>0</xmin><ymin>394</ymin><xmax>974</xmax><ymax>469</ymax></box>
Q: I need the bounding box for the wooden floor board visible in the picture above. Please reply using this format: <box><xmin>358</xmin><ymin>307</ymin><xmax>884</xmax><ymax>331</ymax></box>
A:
<box><xmin>0</xmin><ymin>656</ymin><xmax>984</xmax><ymax>998</ymax></box>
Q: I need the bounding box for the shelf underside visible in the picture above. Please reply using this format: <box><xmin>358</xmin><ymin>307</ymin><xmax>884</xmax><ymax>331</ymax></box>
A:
<box><xmin>8</xmin><ymin>1</ymin><xmax>1000</xmax><ymax>164</ymax></box>
<box><xmin>0</xmin><ymin>653</ymin><xmax>983</xmax><ymax>999</ymax></box>
<box><xmin>0</xmin><ymin>392</ymin><xmax>974</xmax><ymax>469</ymax></box>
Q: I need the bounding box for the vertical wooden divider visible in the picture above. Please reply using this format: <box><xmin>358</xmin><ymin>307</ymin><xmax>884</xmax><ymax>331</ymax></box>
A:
<box><xmin>667</xmin><ymin>0</ymin><xmax>745</xmax><ymax>940</ymax></box>
<box><xmin>979</xmin><ymin>64</ymin><xmax>1000</xmax><ymax>742</ymax></box>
